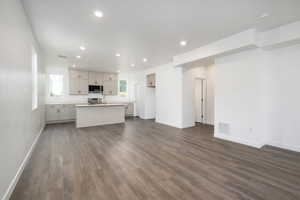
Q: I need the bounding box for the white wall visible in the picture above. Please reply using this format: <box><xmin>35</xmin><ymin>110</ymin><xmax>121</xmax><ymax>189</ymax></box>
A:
<box><xmin>145</xmin><ymin>88</ymin><xmax>156</xmax><ymax>119</ymax></box>
<box><xmin>205</xmin><ymin>65</ymin><xmax>215</xmax><ymax>125</ymax></box>
<box><xmin>182</xmin><ymin>64</ymin><xmax>215</xmax><ymax>128</ymax></box>
<box><xmin>174</xmin><ymin>21</ymin><xmax>300</xmax><ymax>151</ymax></box>
<box><xmin>264</xmin><ymin>44</ymin><xmax>300</xmax><ymax>152</ymax></box>
<box><xmin>135</xmin><ymin>63</ymin><xmax>183</xmax><ymax>128</ymax></box>
<box><xmin>214</xmin><ymin>45</ymin><xmax>300</xmax><ymax>152</ymax></box>
<box><xmin>0</xmin><ymin>0</ymin><xmax>45</xmax><ymax>199</ymax></box>
<box><xmin>45</xmin><ymin>66</ymin><xmax>136</xmax><ymax>104</ymax></box>
<box><xmin>214</xmin><ymin>49</ymin><xmax>268</xmax><ymax>148</ymax></box>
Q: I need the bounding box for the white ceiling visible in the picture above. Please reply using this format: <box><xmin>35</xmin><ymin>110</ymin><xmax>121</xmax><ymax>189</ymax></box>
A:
<box><xmin>22</xmin><ymin>0</ymin><xmax>300</xmax><ymax>72</ymax></box>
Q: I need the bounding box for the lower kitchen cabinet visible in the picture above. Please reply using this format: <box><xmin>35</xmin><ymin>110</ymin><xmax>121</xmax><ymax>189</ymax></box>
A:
<box><xmin>46</xmin><ymin>104</ymin><xmax>76</xmax><ymax>123</ymax></box>
<box><xmin>125</xmin><ymin>103</ymin><xmax>134</xmax><ymax>116</ymax></box>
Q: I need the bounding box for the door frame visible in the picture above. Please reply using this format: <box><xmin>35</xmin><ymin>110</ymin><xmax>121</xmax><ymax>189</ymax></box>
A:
<box><xmin>195</xmin><ymin>78</ymin><xmax>207</xmax><ymax>123</ymax></box>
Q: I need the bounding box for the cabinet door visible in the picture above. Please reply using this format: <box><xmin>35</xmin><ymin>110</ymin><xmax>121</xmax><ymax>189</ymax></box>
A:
<box><xmin>147</xmin><ymin>73</ymin><xmax>156</xmax><ymax>87</ymax></box>
<box><xmin>70</xmin><ymin>70</ymin><xmax>80</xmax><ymax>79</ymax></box>
<box><xmin>97</xmin><ymin>72</ymin><xmax>104</xmax><ymax>85</ymax></box>
<box><xmin>79</xmin><ymin>79</ymin><xmax>88</xmax><ymax>94</ymax></box>
<box><xmin>103</xmin><ymin>80</ymin><xmax>112</xmax><ymax>95</ymax></box>
<box><xmin>70</xmin><ymin>70</ymin><xmax>88</xmax><ymax>79</ymax></box>
<box><xmin>103</xmin><ymin>80</ymin><xmax>118</xmax><ymax>95</ymax></box>
<box><xmin>59</xmin><ymin>104</ymin><xmax>76</xmax><ymax>120</ymax></box>
<box><xmin>69</xmin><ymin>78</ymin><xmax>80</xmax><ymax>94</ymax></box>
<box><xmin>111</xmin><ymin>80</ymin><xmax>118</xmax><ymax>95</ymax></box>
<box><xmin>69</xmin><ymin>104</ymin><xmax>76</xmax><ymax>119</ymax></box>
<box><xmin>104</xmin><ymin>73</ymin><xmax>118</xmax><ymax>81</ymax></box>
<box><xmin>46</xmin><ymin>105</ymin><xmax>60</xmax><ymax>121</ymax></box>
<box><xmin>59</xmin><ymin>104</ymin><xmax>69</xmax><ymax>120</ymax></box>
<box><xmin>78</xmin><ymin>71</ymin><xmax>88</xmax><ymax>80</ymax></box>
<box><xmin>88</xmin><ymin>72</ymin><xmax>98</xmax><ymax>85</ymax></box>
<box><xmin>125</xmin><ymin>103</ymin><xmax>134</xmax><ymax>116</ymax></box>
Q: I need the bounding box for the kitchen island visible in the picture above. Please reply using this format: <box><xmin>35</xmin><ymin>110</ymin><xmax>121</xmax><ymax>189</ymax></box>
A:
<box><xmin>76</xmin><ymin>104</ymin><xmax>126</xmax><ymax>128</ymax></box>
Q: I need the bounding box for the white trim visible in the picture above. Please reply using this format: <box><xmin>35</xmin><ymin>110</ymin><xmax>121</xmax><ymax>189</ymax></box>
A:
<box><xmin>268</xmin><ymin>141</ymin><xmax>300</xmax><ymax>153</ymax></box>
<box><xmin>1</xmin><ymin>125</ymin><xmax>45</xmax><ymax>200</ymax></box>
<box><xmin>214</xmin><ymin>133</ymin><xmax>265</xmax><ymax>149</ymax></box>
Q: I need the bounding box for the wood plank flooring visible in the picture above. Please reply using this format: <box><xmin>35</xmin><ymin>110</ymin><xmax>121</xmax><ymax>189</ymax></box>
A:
<box><xmin>10</xmin><ymin>118</ymin><xmax>300</xmax><ymax>200</ymax></box>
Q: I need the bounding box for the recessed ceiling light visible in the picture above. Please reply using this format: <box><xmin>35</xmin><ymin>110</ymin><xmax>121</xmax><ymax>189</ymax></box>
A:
<box><xmin>117</xmin><ymin>70</ymin><xmax>121</xmax><ymax>73</ymax></box>
<box><xmin>131</xmin><ymin>64</ymin><xmax>135</xmax><ymax>67</ymax></box>
<box><xmin>80</xmin><ymin>46</ymin><xmax>86</xmax><ymax>51</ymax></box>
<box><xmin>94</xmin><ymin>10</ymin><xmax>103</xmax><ymax>18</ymax></box>
<box><xmin>143</xmin><ymin>58</ymin><xmax>148</xmax><ymax>62</ymax></box>
<box><xmin>180</xmin><ymin>41</ymin><xmax>187</xmax><ymax>46</ymax></box>
<box><xmin>76</xmin><ymin>55</ymin><xmax>81</xmax><ymax>59</ymax></box>
<box><xmin>72</xmin><ymin>64</ymin><xmax>76</xmax><ymax>68</ymax></box>
<box><xmin>116</xmin><ymin>53</ymin><xmax>121</xmax><ymax>57</ymax></box>
<box><xmin>259</xmin><ymin>13</ymin><xmax>269</xmax><ymax>19</ymax></box>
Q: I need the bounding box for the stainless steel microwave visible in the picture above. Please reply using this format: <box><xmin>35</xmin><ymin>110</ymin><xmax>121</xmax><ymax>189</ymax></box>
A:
<box><xmin>88</xmin><ymin>85</ymin><xmax>103</xmax><ymax>93</ymax></box>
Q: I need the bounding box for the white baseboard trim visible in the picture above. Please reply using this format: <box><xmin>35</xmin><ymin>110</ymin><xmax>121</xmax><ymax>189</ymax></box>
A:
<box><xmin>1</xmin><ymin>125</ymin><xmax>45</xmax><ymax>200</ymax></box>
<box><xmin>214</xmin><ymin>133</ymin><xmax>265</xmax><ymax>149</ymax></box>
<box><xmin>267</xmin><ymin>141</ymin><xmax>300</xmax><ymax>153</ymax></box>
<box><xmin>155</xmin><ymin>119</ymin><xmax>182</xmax><ymax>129</ymax></box>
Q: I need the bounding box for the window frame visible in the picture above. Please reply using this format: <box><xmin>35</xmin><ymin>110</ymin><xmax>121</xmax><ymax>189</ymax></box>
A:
<box><xmin>49</xmin><ymin>74</ymin><xmax>64</xmax><ymax>97</ymax></box>
<box><xmin>119</xmin><ymin>79</ymin><xmax>128</xmax><ymax>97</ymax></box>
<box><xmin>31</xmin><ymin>47</ymin><xmax>38</xmax><ymax>110</ymax></box>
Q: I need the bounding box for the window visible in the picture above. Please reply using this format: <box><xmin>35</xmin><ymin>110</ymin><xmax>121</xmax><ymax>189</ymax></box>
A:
<box><xmin>49</xmin><ymin>74</ymin><xmax>63</xmax><ymax>97</ymax></box>
<box><xmin>32</xmin><ymin>47</ymin><xmax>38</xmax><ymax>110</ymax></box>
<box><xmin>119</xmin><ymin>80</ymin><xmax>128</xmax><ymax>96</ymax></box>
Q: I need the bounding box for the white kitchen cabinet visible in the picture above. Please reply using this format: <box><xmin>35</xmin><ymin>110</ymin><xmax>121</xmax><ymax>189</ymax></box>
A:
<box><xmin>70</xmin><ymin>70</ymin><xmax>88</xmax><ymax>80</ymax></box>
<box><xmin>89</xmin><ymin>72</ymin><xmax>104</xmax><ymax>85</ymax></box>
<box><xmin>103</xmin><ymin>73</ymin><xmax>118</xmax><ymax>81</ymax></box>
<box><xmin>103</xmin><ymin>80</ymin><xmax>118</xmax><ymax>95</ymax></box>
<box><xmin>69</xmin><ymin>70</ymin><xmax>88</xmax><ymax>95</ymax></box>
<box><xmin>147</xmin><ymin>73</ymin><xmax>156</xmax><ymax>88</ymax></box>
<box><xmin>88</xmin><ymin>72</ymin><xmax>97</xmax><ymax>85</ymax></box>
<box><xmin>69</xmin><ymin>70</ymin><xmax>117</xmax><ymax>95</ymax></box>
<box><xmin>97</xmin><ymin>73</ymin><xmax>104</xmax><ymax>85</ymax></box>
<box><xmin>46</xmin><ymin>104</ymin><xmax>76</xmax><ymax>123</ymax></box>
<box><xmin>46</xmin><ymin>104</ymin><xmax>60</xmax><ymax>121</ymax></box>
<box><xmin>125</xmin><ymin>103</ymin><xmax>134</xmax><ymax>116</ymax></box>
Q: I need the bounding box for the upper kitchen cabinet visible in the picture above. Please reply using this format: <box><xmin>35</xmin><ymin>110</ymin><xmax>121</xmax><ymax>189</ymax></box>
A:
<box><xmin>69</xmin><ymin>69</ymin><xmax>89</xmax><ymax>95</ymax></box>
<box><xmin>147</xmin><ymin>73</ymin><xmax>156</xmax><ymax>88</ymax></box>
<box><xmin>70</xmin><ymin>70</ymin><xmax>88</xmax><ymax>80</ymax></box>
<box><xmin>103</xmin><ymin>79</ymin><xmax>118</xmax><ymax>95</ymax></box>
<box><xmin>103</xmin><ymin>72</ymin><xmax>118</xmax><ymax>95</ymax></box>
<box><xmin>69</xmin><ymin>69</ymin><xmax>118</xmax><ymax>95</ymax></box>
<box><xmin>89</xmin><ymin>72</ymin><xmax>104</xmax><ymax>85</ymax></box>
<box><xmin>104</xmin><ymin>73</ymin><xmax>118</xmax><ymax>81</ymax></box>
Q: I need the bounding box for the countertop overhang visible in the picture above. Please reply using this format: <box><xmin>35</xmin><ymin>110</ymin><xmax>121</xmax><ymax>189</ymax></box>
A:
<box><xmin>75</xmin><ymin>103</ymin><xmax>127</xmax><ymax>108</ymax></box>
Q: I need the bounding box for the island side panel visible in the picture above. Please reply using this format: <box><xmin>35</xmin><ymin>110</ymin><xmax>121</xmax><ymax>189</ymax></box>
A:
<box><xmin>76</xmin><ymin>106</ymin><xmax>125</xmax><ymax>128</ymax></box>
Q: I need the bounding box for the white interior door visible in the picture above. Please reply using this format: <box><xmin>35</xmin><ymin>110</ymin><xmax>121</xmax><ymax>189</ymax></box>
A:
<box><xmin>195</xmin><ymin>78</ymin><xmax>206</xmax><ymax>123</ymax></box>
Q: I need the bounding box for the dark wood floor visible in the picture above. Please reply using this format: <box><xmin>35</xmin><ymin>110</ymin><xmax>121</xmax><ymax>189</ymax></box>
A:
<box><xmin>11</xmin><ymin>118</ymin><xmax>300</xmax><ymax>200</ymax></box>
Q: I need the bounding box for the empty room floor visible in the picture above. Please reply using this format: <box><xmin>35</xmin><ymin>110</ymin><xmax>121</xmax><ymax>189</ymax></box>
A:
<box><xmin>11</xmin><ymin>119</ymin><xmax>300</xmax><ymax>200</ymax></box>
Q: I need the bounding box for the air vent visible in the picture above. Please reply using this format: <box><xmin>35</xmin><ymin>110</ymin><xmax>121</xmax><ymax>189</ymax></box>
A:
<box><xmin>218</xmin><ymin>123</ymin><xmax>230</xmax><ymax>135</ymax></box>
<box><xmin>58</xmin><ymin>55</ymin><xmax>68</xmax><ymax>59</ymax></box>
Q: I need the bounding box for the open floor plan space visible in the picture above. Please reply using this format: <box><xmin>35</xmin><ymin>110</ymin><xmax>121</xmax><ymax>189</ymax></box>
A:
<box><xmin>2</xmin><ymin>0</ymin><xmax>300</xmax><ymax>199</ymax></box>
<box><xmin>10</xmin><ymin>119</ymin><xmax>300</xmax><ymax>200</ymax></box>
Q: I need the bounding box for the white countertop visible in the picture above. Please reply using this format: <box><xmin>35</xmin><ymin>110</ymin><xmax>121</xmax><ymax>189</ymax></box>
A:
<box><xmin>75</xmin><ymin>103</ymin><xmax>127</xmax><ymax>107</ymax></box>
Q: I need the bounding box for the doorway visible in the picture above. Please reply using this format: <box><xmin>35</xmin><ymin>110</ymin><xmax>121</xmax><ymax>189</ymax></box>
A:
<box><xmin>195</xmin><ymin>78</ymin><xmax>206</xmax><ymax>123</ymax></box>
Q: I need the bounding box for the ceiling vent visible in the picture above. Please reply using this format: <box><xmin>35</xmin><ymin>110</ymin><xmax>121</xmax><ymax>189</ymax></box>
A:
<box><xmin>58</xmin><ymin>54</ymin><xmax>68</xmax><ymax>59</ymax></box>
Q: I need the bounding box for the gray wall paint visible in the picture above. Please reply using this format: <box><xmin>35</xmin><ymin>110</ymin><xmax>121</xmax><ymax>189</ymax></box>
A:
<box><xmin>0</xmin><ymin>0</ymin><xmax>45</xmax><ymax>199</ymax></box>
